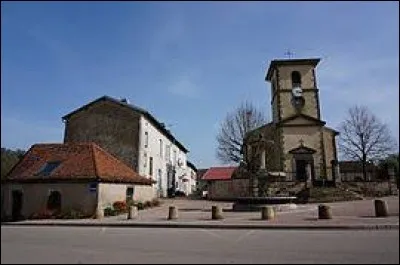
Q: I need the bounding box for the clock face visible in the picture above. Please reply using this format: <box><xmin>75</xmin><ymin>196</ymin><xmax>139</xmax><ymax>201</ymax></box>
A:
<box><xmin>292</xmin><ymin>86</ymin><xmax>303</xmax><ymax>98</ymax></box>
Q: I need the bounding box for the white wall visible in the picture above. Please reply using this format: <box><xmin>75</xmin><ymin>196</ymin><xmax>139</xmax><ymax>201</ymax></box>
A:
<box><xmin>98</xmin><ymin>183</ymin><xmax>155</xmax><ymax>209</ymax></box>
<box><xmin>138</xmin><ymin>116</ymin><xmax>188</xmax><ymax>197</ymax></box>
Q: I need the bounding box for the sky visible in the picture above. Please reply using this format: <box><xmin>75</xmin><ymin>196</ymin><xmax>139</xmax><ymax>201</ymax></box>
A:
<box><xmin>1</xmin><ymin>1</ymin><xmax>399</xmax><ymax>169</ymax></box>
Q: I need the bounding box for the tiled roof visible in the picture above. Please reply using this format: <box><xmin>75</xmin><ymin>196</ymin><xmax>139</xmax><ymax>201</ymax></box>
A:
<box><xmin>201</xmin><ymin>166</ymin><xmax>237</xmax><ymax>181</ymax></box>
<box><xmin>4</xmin><ymin>143</ymin><xmax>154</xmax><ymax>185</ymax></box>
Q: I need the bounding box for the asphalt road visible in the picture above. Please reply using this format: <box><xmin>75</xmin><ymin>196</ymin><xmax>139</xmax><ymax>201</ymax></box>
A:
<box><xmin>1</xmin><ymin>226</ymin><xmax>399</xmax><ymax>264</ymax></box>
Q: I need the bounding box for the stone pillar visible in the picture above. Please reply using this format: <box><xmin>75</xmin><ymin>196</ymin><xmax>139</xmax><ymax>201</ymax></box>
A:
<box><xmin>211</xmin><ymin>205</ymin><xmax>223</xmax><ymax>220</ymax></box>
<box><xmin>260</xmin><ymin>149</ymin><xmax>266</xmax><ymax>170</ymax></box>
<box><xmin>387</xmin><ymin>166</ymin><xmax>397</xmax><ymax>195</ymax></box>
<box><xmin>168</xmin><ymin>206</ymin><xmax>178</xmax><ymax>220</ymax></box>
<box><xmin>374</xmin><ymin>199</ymin><xmax>388</xmax><ymax>217</ymax></box>
<box><xmin>261</xmin><ymin>206</ymin><xmax>275</xmax><ymax>220</ymax></box>
<box><xmin>305</xmin><ymin>162</ymin><xmax>312</xmax><ymax>188</ymax></box>
<box><xmin>127</xmin><ymin>206</ymin><xmax>138</xmax><ymax>220</ymax></box>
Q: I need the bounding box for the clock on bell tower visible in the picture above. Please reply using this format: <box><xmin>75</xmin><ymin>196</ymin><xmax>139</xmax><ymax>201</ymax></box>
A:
<box><xmin>265</xmin><ymin>58</ymin><xmax>322</xmax><ymax>123</ymax></box>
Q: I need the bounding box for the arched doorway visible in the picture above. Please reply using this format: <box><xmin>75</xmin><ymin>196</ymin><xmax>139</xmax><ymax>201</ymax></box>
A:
<box><xmin>47</xmin><ymin>191</ymin><xmax>62</xmax><ymax>212</ymax></box>
<box><xmin>12</xmin><ymin>190</ymin><xmax>23</xmax><ymax>221</ymax></box>
<box><xmin>289</xmin><ymin>145</ymin><xmax>316</xmax><ymax>181</ymax></box>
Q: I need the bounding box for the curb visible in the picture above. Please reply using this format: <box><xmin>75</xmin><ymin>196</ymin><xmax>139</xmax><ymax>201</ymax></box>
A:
<box><xmin>1</xmin><ymin>222</ymin><xmax>399</xmax><ymax>230</ymax></box>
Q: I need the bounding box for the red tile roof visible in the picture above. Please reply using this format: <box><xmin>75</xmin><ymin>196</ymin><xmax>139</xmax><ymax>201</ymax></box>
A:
<box><xmin>5</xmin><ymin>143</ymin><xmax>154</xmax><ymax>185</ymax></box>
<box><xmin>201</xmin><ymin>167</ymin><xmax>237</xmax><ymax>181</ymax></box>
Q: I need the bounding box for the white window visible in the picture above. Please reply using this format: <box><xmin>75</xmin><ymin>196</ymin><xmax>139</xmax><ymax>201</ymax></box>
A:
<box><xmin>165</xmin><ymin>143</ymin><xmax>169</xmax><ymax>160</ymax></box>
<box><xmin>159</xmin><ymin>139</ymin><xmax>163</xmax><ymax>157</ymax></box>
<box><xmin>144</xmin><ymin>132</ymin><xmax>149</xmax><ymax>148</ymax></box>
<box><xmin>173</xmin><ymin>150</ymin><xmax>177</xmax><ymax>165</ymax></box>
<box><xmin>143</xmin><ymin>152</ymin><xmax>148</xmax><ymax>167</ymax></box>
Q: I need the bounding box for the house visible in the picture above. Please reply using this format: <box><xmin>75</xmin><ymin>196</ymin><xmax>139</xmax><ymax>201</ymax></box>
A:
<box><xmin>182</xmin><ymin>161</ymin><xmax>197</xmax><ymax>196</ymax></box>
<box><xmin>61</xmin><ymin>95</ymin><xmax>189</xmax><ymax>198</ymax></box>
<box><xmin>201</xmin><ymin>166</ymin><xmax>249</xmax><ymax>200</ymax></box>
<box><xmin>1</xmin><ymin>142</ymin><xmax>155</xmax><ymax>221</ymax></box>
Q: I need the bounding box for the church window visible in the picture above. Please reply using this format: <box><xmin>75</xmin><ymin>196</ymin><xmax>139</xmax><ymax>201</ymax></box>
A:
<box><xmin>291</xmin><ymin>71</ymin><xmax>302</xmax><ymax>87</ymax></box>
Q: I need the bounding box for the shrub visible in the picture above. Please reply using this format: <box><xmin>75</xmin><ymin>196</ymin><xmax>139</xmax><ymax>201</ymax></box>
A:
<box><xmin>30</xmin><ymin>208</ymin><xmax>58</xmax><ymax>220</ymax></box>
<box><xmin>136</xmin><ymin>202</ymin><xmax>144</xmax><ymax>210</ymax></box>
<box><xmin>104</xmin><ymin>207</ymin><xmax>117</xmax><ymax>217</ymax></box>
<box><xmin>58</xmin><ymin>209</ymin><xmax>87</xmax><ymax>219</ymax></box>
<box><xmin>113</xmin><ymin>201</ymin><xmax>128</xmax><ymax>214</ymax></box>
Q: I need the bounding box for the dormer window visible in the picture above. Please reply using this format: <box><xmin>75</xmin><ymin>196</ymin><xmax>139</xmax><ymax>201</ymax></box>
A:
<box><xmin>291</xmin><ymin>71</ymin><xmax>302</xmax><ymax>88</ymax></box>
<box><xmin>38</xmin><ymin>161</ymin><xmax>61</xmax><ymax>175</ymax></box>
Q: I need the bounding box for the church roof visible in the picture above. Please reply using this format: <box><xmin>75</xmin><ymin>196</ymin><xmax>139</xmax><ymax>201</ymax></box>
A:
<box><xmin>265</xmin><ymin>58</ymin><xmax>321</xmax><ymax>81</ymax></box>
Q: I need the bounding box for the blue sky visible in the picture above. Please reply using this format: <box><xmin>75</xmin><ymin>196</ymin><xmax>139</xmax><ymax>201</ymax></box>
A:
<box><xmin>1</xmin><ymin>1</ymin><xmax>399</xmax><ymax>169</ymax></box>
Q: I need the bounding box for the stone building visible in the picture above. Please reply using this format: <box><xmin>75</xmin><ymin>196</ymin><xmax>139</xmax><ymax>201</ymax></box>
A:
<box><xmin>62</xmin><ymin>96</ymin><xmax>190</xmax><ymax>198</ymax></box>
<box><xmin>1</xmin><ymin>143</ymin><xmax>154</xmax><ymax>220</ymax></box>
<box><xmin>244</xmin><ymin>58</ymin><xmax>339</xmax><ymax>184</ymax></box>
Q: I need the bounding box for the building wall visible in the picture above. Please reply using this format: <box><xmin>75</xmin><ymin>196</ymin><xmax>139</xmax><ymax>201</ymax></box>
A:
<box><xmin>1</xmin><ymin>182</ymin><xmax>98</xmax><ymax>218</ymax></box>
<box><xmin>322</xmin><ymin>128</ymin><xmax>337</xmax><ymax>179</ymax></box>
<box><xmin>138</xmin><ymin>116</ymin><xmax>188</xmax><ymax>197</ymax></box>
<box><xmin>282</xmin><ymin>126</ymin><xmax>323</xmax><ymax>175</ymax></box>
<box><xmin>208</xmin><ymin>179</ymin><xmax>250</xmax><ymax>200</ymax></box>
<box><xmin>64</xmin><ymin>100</ymin><xmax>141</xmax><ymax>170</ymax></box>
<box><xmin>97</xmin><ymin>183</ymin><xmax>155</xmax><ymax>209</ymax></box>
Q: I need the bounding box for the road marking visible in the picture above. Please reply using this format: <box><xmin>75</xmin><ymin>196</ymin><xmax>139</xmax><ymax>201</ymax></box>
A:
<box><xmin>234</xmin><ymin>230</ymin><xmax>255</xmax><ymax>244</ymax></box>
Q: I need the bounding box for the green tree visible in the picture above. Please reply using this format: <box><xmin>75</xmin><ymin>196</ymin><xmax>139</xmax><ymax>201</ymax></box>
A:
<box><xmin>1</xmin><ymin>148</ymin><xmax>25</xmax><ymax>179</ymax></box>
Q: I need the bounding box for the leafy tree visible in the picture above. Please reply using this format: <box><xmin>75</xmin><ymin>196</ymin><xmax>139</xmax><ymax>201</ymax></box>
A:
<box><xmin>1</xmin><ymin>148</ymin><xmax>26</xmax><ymax>179</ymax></box>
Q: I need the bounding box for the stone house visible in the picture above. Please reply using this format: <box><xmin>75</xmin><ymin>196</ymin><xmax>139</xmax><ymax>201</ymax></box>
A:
<box><xmin>201</xmin><ymin>167</ymin><xmax>249</xmax><ymax>200</ymax></box>
<box><xmin>1</xmin><ymin>143</ymin><xmax>155</xmax><ymax>220</ymax></box>
<box><xmin>62</xmin><ymin>95</ymin><xmax>189</xmax><ymax>198</ymax></box>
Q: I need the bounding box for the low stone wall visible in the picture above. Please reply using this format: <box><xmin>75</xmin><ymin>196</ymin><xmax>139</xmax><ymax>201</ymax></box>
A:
<box><xmin>340</xmin><ymin>181</ymin><xmax>398</xmax><ymax>196</ymax></box>
<box><xmin>208</xmin><ymin>179</ymin><xmax>250</xmax><ymax>200</ymax></box>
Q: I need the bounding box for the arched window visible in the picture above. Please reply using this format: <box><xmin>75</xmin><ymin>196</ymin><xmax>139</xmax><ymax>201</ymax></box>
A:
<box><xmin>291</xmin><ymin>71</ymin><xmax>302</xmax><ymax>87</ymax></box>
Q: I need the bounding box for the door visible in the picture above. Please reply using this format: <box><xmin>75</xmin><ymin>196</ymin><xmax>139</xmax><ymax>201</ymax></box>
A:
<box><xmin>12</xmin><ymin>190</ymin><xmax>23</xmax><ymax>221</ymax></box>
<box><xmin>296</xmin><ymin>160</ymin><xmax>307</xmax><ymax>181</ymax></box>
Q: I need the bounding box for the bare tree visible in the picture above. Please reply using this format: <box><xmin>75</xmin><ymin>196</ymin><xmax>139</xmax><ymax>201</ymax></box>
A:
<box><xmin>216</xmin><ymin>101</ymin><xmax>266</xmax><ymax>164</ymax></box>
<box><xmin>339</xmin><ymin>105</ymin><xmax>396</xmax><ymax>180</ymax></box>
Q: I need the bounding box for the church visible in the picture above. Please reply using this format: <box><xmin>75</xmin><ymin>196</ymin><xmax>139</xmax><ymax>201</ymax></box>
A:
<box><xmin>243</xmin><ymin>58</ymin><xmax>340</xmax><ymax>184</ymax></box>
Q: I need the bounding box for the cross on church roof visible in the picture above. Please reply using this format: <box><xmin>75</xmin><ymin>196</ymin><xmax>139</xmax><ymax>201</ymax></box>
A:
<box><xmin>299</xmin><ymin>139</ymin><xmax>304</xmax><ymax>146</ymax></box>
<box><xmin>284</xmin><ymin>50</ymin><xmax>294</xmax><ymax>59</ymax></box>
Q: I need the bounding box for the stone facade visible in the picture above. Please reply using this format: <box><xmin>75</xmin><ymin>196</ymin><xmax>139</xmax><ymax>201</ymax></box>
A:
<box><xmin>64</xmin><ymin>100</ymin><xmax>141</xmax><ymax>169</ymax></box>
<box><xmin>1</xmin><ymin>182</ymin><xmax>98</xmax><ymax>218</ymax></box>
<box><xmin>62</xmin><ymin>96</ymin><xmax>190</xmax><ymax>198</ymax></box>
<box><xmin>244</xmin><ymin>58</ymin><xmax>339</xmax><ymax>183</ymax></box>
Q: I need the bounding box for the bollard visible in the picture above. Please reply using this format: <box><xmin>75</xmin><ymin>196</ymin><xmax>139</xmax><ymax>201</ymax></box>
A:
<box><xmin>168</xmin><ymin>206</ymin><xmax>178</xmax><ymax>220</ymax></box>
<box><xmin>261</xmin><ymin>206</ymin><xmax>275</xmax><ymax>220</ymax></box>
<box><xmin>127</xmin><ymin>206</ymin><xmax>138</xmax><ymax>220</ymax></box>
<box><xmin>318</xmin><ymin>204</ymin><xmax>332</xmax><ymax>219</ymax></box>
<box><xmin>374</xmin><ymin>199</ymin><xmax>389</xmax><ymax>217</ymax></box>
<box><xmin>211</xmin><ymin>205</ymin><xmax>223</xmax><ymax>220</ymax></box>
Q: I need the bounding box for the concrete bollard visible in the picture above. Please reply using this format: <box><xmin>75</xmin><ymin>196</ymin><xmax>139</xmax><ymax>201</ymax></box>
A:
<box><xmin>318</xmin><ymin>204</ymin><xmax>332</xmax><ymax>219</ymax></box>
<box><xmin>374</xmin><ymin>199</ymin><xmax>389</xmax><ymax>217</ymax></box>
<box><xmin>261</xmin><ymin>206</ymin><xmax>275</xmax><ymax>220</ymax></box>
<box><xmin>168</xmin><ymin>206</ymin><xmax>178</xmax><ymax>220</ymax></box>
<box><xmin>211</xmin><ymin>205</ymin><xmax>223</xmax><ymax>220</ymax></box>
<box><xmin>127</xmin><ymin>206</ymin><xmax>138</xmax><ymax>220</ymax></box>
